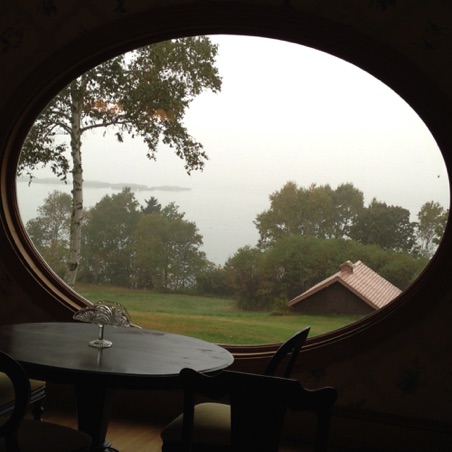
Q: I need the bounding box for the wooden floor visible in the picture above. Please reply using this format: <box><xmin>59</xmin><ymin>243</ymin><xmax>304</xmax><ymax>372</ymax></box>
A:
<box><xmin>33</xmin><ymin>383</ymin><xmax>306</xmax><ymax>452</ymax></box>
<box><xmin>43</xmin><ymin>409</ymin><xmax>303</xmax><ymax>452</ymax></box>
<box><xmin>44</xmin><ymin>410</ymin><xmax>165</xmax><ymax>452</ymax></box>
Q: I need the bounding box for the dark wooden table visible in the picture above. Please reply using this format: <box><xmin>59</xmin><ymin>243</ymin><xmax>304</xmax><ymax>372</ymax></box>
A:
<box><xmin>0</xmin><ymin>322</ymin><xmax>234</xmax><ymax>452</ymax></box>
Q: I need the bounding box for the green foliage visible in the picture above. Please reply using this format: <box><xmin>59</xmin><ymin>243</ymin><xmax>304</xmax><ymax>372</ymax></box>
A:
<box><xmin>19</xmin><ymin>36</ymin><xmax>222</xmax><ymax>286</ymax></box>
<box><xmin>254</xmin><ymin>181</ymin><xmax>440</xmax><ymax>257</ymax></box>
<box><xmin>141</xmin><ymin>196</ymin><xmax>162</xmax><ymax>214</ymax></box>
<box><xmin>271</xmin><ymin>296</ymin><xmax>291</xmax><ymax>315</ymax></box>
<box><xmin>25</xmin><ymin>190</ymin><xmax>72</xmax><ymax>277</ymax></box>
<box><xmin>195</xmin><ymin>262</ymin><xmax>233</xmax><ymax>297</ymax></box>
<box><xmin>255</xmin><ymin>182</ymin><xmax>364</xmax><ymax>248</ymax></box>
<box><xmin>81</xmin><ymin>188</ymin><xmax>140</xmax><ymax>286</ymax></box>
<box><xmin>26</xmin><ymin>179</ymin><xmax>437</xmax><ymax>312</ymax></box>
<box><xmin>416</xmin><ymin>201</ymin><xmax>449</xmax><ymax>258</ymax></box>
<box><xmin>223</xmin><ymin>246</ymin><xmax>269</xmax><ymax>310</ymax></box>
<box><xmin>259</xmin><ymin>236</ymin><xmax>341</xmax><ymax>300</ymax></box>
<box><xmin>75</xmin><ymin>189</ymin><xmax>208</xmax><ymax>290</ymax></box>
<box><xmin>131</xmin><ymin>202</ymin><xmax>206</xmax><ymax>290</ymax></box>
<box><xmin>19</xmin><ymin>37</ymin><xmax>221</xmax><ymax>179</ymax></box>
<box><xmin>349</xmin><ymin>198</ymin><xmax>417</xmax><ymax>253</ymax></box>
<box><xmin>131</xmin><ymin>213</ymin><xmax>168</xmax><ymax>289</ymax></box>
<box><xmin>223</xmin><ymin>235</ymin><xmax>428</xmax><ymax>309</ymax></box>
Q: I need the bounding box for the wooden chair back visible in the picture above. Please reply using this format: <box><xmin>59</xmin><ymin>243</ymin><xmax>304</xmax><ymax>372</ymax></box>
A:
<box><xmin>0</xmin><ymin>376</ymin><xmax>46</xmax><ymax>421</ymax></box>
<box><xmin>179</xmin><ymin>368</ymin><xmax>337</xmax><ymax>452</ymax></box>
<box><xmin>264</xmin><ymin>326</ymin><xmax>311</xmax><ymax>378</ymax></box>
<box><xmin>0</xmin><ymin>352</ymin><xmax>31</xmax><ymax>451</ymax></box>
<box><xmin>0</xmin><ymin>351</ymin><xmax>92</xmax><ymax>452</ymax></box>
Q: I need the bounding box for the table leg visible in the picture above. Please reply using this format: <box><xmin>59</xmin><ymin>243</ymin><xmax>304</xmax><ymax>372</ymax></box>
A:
<box><xmin>75</xmin><ymin>384</ymin><xmax>116</xmax><ymax>452</ymax></box>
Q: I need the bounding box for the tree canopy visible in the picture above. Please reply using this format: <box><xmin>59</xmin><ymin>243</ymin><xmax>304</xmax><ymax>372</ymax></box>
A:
<box><xmin>26</xmin><ymin>190</ymin><xmax>72</xmax><ymax>276</ymax></box>
<box><xmin>82</xmin><ymin>188</ymin><xmax>140</xmax><ymax>287</ymax></box>
<box><xmin>349</xmin><ymin>198</ymin><xmax>417</xmax><ymax>253</ymax></box>
<box><xmin>222</xmin><ymin>235</ymin><xmax>428</xmax><ymax>310</ymax></box>
<box><xmin>254</xmin><ymin>181</ymin><xmax>439</xmax><ymax>255</ymax></box>
<box><xmin>19</xmin><ymin>37</ymin><xmax>222</xmax><ymax>286</ymax></box>
<box><xmin>255</xmin><ymin>182</ymin><xmax>365</xmax><ymax>247</ymax></box>
<box><xmin>26</xmin><ymin>188</ymin><xmax>209</xmax><ymax>291</ymax></box>
<box><xmin>24</xmin><ymin>178</ymin><xmax>447</xmax><ymax>312</ymax></box>
<box><xmin>132</xmin><ymin>202</ymin><xmax>205</xmax><ymax>290</ymax></box>
<box><xmin>416</xmin><ymin>201</ymin><xmax>448</xmax><ymax>258</ymax></box>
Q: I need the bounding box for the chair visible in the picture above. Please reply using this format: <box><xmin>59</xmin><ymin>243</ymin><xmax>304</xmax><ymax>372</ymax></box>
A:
<box><xmin>161</xmin><ymin>327</ymin><xmax>311</xmax><ymax>451</ymax></box>
<box><xmin>0</xmin><ymin>375</ymin><xmax>46</xmax><ymax>421</ymax></box>
<box><xmin>0</xmin><ymin>351</ymin><xmax>92</xmax><ymax>452</ymax></box>
<box><xmin>263</xmin><ymin>326</ymin><xmax>311</xmax><ymax>378</ymax></box>
<box><xmin>178</xmin><ymin>368</ymin><xmax>337</xmax><ymax>452</ymax></box>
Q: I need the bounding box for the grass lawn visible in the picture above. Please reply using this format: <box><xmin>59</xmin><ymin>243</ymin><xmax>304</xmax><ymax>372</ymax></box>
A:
<box><xmin>75</xmin><ymin>283</ymin><xmax>363</xmax><ymax>345</ymax></box>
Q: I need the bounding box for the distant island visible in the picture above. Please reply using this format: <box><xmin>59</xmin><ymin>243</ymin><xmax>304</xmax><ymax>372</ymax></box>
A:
<box><xmin>16</xmin><ymin>176</ymin><xmax>191</xmax><ymax>192</ymax></box>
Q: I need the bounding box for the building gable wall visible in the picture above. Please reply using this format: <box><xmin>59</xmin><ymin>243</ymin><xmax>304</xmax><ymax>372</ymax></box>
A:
<box><xmin>291</xmin><ymin>282</ymin><xmax>374</xmax><ymax>316</ymax></box>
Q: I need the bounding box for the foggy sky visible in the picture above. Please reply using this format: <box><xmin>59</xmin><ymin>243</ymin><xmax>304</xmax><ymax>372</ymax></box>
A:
<box><xmin>77</xmin><ymin>35</ymin><xmax>449</xmax><ymax>214</ymax></box>
<box><xmin>23</xmin><ymin>35</ymin><xmax>450</xmax><ymax>263</ymax></box>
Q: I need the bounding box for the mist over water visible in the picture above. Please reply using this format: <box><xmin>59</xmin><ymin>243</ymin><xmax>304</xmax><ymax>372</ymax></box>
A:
<box><xmin>17</xmin><ymin>180</ymin><xmax>268</xmax><ymax>265</ymax></box>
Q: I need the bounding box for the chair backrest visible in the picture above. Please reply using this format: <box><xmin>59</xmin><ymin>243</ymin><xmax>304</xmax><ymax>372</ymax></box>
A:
<box><xmin>180</xmin><ymin>368</ymin><xmax>337</xmax><ymax>452</ymax></box>
<box><xmin>0</xmin><ymin>376</ymin><xmax>46</xmax><ymax>421</ymax></box>
<box><xmin>264</xmin><ymin>326</ymin><xmax>310</xmax><ymax>378</ymax></box>
<box><xmin>0</xmin><ymin>352</ymin><xmax>31</xmax><ymax>452</ymax></box>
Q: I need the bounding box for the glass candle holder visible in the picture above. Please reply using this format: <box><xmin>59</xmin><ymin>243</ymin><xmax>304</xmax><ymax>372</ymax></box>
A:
<box><xmin>73</xmin><ymin>300</ymin><xmax>131</xmax><ymax>348</ymax></box>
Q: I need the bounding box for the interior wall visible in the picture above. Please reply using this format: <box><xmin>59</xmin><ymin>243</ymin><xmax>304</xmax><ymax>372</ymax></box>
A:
<box><xmin>1</xmin><ymin>1</ymin><xmax>452</xmax><ymax>447</ymax></box>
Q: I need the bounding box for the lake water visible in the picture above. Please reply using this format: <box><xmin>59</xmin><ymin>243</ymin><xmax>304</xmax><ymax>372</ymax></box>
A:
<box><xmin>16</xmin><ymin>180</ymin><xmax>270</xmax><ymax>265</ymax></box>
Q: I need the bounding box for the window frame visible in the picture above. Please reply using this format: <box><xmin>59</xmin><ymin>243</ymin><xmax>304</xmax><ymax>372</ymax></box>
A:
<box><xmin>1</xmin><ymin>2</ymin><xmax>450</xmax><ymax>348</ymax></box>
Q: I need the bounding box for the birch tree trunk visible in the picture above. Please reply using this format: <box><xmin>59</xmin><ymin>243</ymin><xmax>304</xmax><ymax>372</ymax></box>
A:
<box><xmin>64</xmin><ymin>82</ymin><xmax>84</xmax><ymax>287</ymax></box>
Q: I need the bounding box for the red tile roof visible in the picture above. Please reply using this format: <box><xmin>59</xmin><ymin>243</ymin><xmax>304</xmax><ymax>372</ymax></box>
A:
<box><xmin>287</xmin><ymin>260</ymin><xmax>402</xmax><ymax>310</ymax></box>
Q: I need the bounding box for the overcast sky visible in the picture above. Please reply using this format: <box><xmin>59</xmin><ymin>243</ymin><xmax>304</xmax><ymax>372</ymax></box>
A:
<box><xmin>75</xmin><ymin>35</ymin><xmax>449</xmax><ymax>212</ymax></box>
<box><xmin>23</xmin><ymin>35</ymin><xmax>450</xmax><ymax>263</ymax></box>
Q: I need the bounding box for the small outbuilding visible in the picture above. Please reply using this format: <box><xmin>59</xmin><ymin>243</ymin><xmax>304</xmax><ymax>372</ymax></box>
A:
<box><xmin>287</xmin><ymin>260</ymin><xmax>402</xmax><ymax>316</ymax></box>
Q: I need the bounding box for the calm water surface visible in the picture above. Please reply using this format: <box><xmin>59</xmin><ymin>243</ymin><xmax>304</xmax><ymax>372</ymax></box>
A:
<box><xmin>17</xmin><ymin>180</ymin><xmax>268</xmax><ymax>265</ymax></box>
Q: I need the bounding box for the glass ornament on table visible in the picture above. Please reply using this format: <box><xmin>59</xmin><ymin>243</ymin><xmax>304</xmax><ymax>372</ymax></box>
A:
<box><xmin>73</xmin><ymin>300</ymin><xmax>131</xmax><ymax>348</ymax></box>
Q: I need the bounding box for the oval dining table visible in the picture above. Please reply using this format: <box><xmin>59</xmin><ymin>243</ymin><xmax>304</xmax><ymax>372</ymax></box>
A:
<box><xmin>0</xmin><ymin>322</ymin><xmax>234</xmax><ymax>452</ymax></box>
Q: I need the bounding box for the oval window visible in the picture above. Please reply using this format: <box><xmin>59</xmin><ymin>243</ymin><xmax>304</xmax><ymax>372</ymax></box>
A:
<box><xmin>16</xmin><ymin>35</ymin><xmax>449</xmax><ymax>345</ymax></box>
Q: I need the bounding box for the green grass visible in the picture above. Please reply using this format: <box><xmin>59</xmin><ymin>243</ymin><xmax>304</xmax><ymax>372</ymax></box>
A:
<box><xmin>75</xmin><ymin>283</ymin><xmax>363</xmax><ymax>345</ymax></box>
